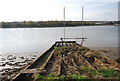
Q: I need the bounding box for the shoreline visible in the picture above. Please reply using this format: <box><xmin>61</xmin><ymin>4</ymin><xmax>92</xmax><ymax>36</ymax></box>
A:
<box><xmin>0</xmin><ymin>25</ymin><xmax>116</xmax><ymax>29</ymax></box>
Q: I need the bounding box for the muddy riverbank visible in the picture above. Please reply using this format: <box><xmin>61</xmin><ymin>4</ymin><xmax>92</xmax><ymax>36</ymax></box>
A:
<box><xmin>0</xmin><ymin>52</ymin><xmax>41</xmax><ymax>81</ymax></box>
<box><xmin>89</xmin><ymin>47</ymin><xmax>118</xmax><ymax>60</ymax></box>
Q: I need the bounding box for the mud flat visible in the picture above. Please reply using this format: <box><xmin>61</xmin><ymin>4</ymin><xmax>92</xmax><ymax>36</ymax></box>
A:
<box><xmin>0</xmin><ymin>52</ymin><xmax>40</xmax><ymax>81</ymax></box>
<box><xmin>89</xmin><ymin>47</ymin><xmax>118</xmax><ymax>60</ymax></box>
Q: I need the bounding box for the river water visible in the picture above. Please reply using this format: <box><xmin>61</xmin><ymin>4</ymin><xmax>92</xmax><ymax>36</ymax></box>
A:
<box><xmin>0</xmin><ymin>25</ymin><xmax>118</xmax><ymax>53</ymax></box>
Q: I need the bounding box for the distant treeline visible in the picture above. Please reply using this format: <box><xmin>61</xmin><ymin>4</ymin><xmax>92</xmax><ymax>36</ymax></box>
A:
<box><xmin>1</xmin><ymin>21</ymin><xmax>118</xmax><ymax>28</ymax></box>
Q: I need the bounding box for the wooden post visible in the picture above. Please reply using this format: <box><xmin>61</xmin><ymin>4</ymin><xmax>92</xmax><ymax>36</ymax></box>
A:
<box><xmin>63</xmin><ymin>7</ymin><xmax>65</xmax><ymax>42</ymax></box>
<box><xmin>81</xmin><ymin>7</ymin><xmax>84</xmax><ymax>46</ymax></box>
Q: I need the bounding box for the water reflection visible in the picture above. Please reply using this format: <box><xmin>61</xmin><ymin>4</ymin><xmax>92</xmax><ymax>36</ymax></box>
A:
<box><xmin>0</xmin><ymin>26</ymin><xmax>118</xmax><ymax>53</ymax></box>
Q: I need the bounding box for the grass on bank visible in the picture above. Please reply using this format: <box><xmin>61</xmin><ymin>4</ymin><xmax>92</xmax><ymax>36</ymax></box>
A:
<box><xmin>35</xmin><ymin>66</ymin><xmax>120</xmax><ymax>81</ymax></box>
<box><xmin>116</xmin><ymin>58</ymin><xmax>120</xmax><ymax>64</ymax></box>
<box><xmin>35</xmin><ymin>73</ymin><xmax>88</xmax><ymax>81</ymax></box>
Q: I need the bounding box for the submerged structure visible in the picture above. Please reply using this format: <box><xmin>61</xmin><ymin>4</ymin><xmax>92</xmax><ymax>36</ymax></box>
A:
<box><xmin>12</xmin><ymin>41</ymin><xmax>120</xmax><ymax>81</ymax></box>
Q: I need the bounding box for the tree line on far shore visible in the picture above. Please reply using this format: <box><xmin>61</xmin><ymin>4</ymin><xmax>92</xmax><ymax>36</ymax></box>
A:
<box><xmin>1</xmin><ymin>21</ymin><xmax>118</xmax><ymax>28</ymax></box>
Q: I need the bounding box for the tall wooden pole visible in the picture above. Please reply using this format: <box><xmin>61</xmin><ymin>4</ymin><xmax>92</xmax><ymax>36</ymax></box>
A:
<box><xmin>63</xmin><ymin>7</ymin><xmax>65</xmax><ymax>42</ymax></box>
<box><xmin>81</xmin><ymin>7</ymin><xmax>84</xmax><ymax>46</ymax></box>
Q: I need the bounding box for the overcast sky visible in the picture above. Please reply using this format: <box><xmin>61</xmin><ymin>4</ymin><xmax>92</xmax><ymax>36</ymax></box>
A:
<box><xmin>0</xmin><ymin>0</ymin><xmax>119</xmax><ymax>21</ymax></box>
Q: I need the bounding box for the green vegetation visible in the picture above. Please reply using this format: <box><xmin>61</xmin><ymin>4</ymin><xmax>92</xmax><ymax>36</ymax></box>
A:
<box><xmin>78</xmin><ymin>66</ymin><xmax>120</xmax><ymax>79</ymax></box>
<box><xmin>35</xmin><ymin>66</ymin><xmax>120</xmax><ymax>81</ymax></box>
<box><xmin>1</xmin><ymin>21</ymin><xmax>118</xmax><ymax>28</ymax></box>
<box><xmin>35</xmin><ymin>73</ymin><xmax>88</xmax><ymax>81</ymax></box>
<box><xmin>101</xmin><ymin>58</ymin><xmax>108</xmax><ymax>63</ymax></box>
<box><xmin>78</xmin><ymin>66</ymin><xmax>97</xmax><ymax>77</ymax></box>
<box><xmin>36</xmin><ymin>74</ymin><xmax>44</xmax><ymax>80</ymax></box>
<box><xmin>116</xmin><ymin>58</ymin><xmax>120</xmax><ymax>64</ymax></box>
<box><xmin>70</xmin><ymin>74</ymin><xmax>88</xmax><ymax>80</ymax></box>
<box><xmin>97</xmin><ymin>69</ymin><xmax>120</xmax><ymax>79</ymax></box>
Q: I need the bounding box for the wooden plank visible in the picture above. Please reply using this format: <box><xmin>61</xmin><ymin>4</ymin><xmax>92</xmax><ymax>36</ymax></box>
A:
<box><xmin>61</xmin><ymin>38</ymin><xmax>87</xmax><ymax>40</ymax></box>
<box><xmin>20</xmin><ymin>68</ymin><xmax>46</xmax><ymax>74</ymax></box>
<box><xmin>12</xmin><ymin>43</ymin><xmax>56</xmax><ymax>80</ymax></box>
<box><xmin>56</xmin><ymin>41</ymin><xmax>76</xmax><ymax>43</ymax></box>
<box><xmin>40</xmin><ymin>50</ymin><xmax>55</xmax><ymax>69</ymax></box>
